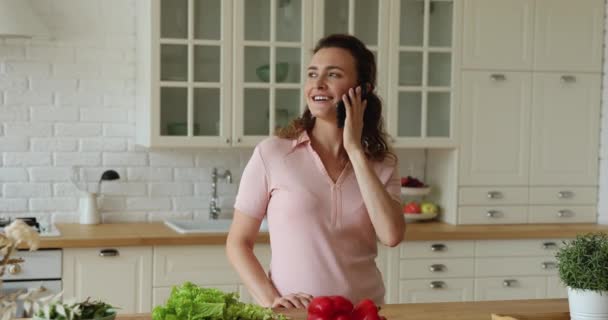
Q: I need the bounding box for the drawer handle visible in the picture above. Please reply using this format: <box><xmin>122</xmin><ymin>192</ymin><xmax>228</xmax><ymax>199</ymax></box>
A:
<box><xmin>429</xmin><ymin>264</ymin><xmax>446</xmax><ymax>272</ymax></box>
<box><xmin>429</xmin><ymin>281</ymin><xmax>446</xmax><ymax>289</ymax></box>
<box><xmin>560</xmin><ymin>75</ymin><xmax>576</xmax><ymax>83</ymax></box>
<box><xmin>490</xmin><ymin>74</ymin><xmax>506</xmax><ymax>81</ymax></box>
<box><xmin>557</xmin><ymin>191</ymin><xmax>573</xmax><ymax>199</ymax></box>
<box><xmin>99</xmin><ymin>249</ymin><xmax>119</xmax><ymax>257</ymax></box>
<box><xmin>503</xmin><ymin>279</ymin><xmax>517</xmax><ymax>287</ymax></box>
<box><xmin>486</xmin><ymin>191</ymin><xmax>502</xmax><ymax>199</ymax></box>
<box><xmin>542</xmin><ymin>242</ymin><xmax>557</xmax><ymax>249</ymax></box>
<box><xmin>430</xmin><ymin>244</ymin><xmax>446</xmax><ymax>252</ymax></box>
<box><xmin>541</xmin><ymin>262</ymin><xmax>557</xmax><ymax>269</ymax></box>
<box><xmin>486</xmin><ymin>210</ymin><xmax>501</xmax><ymax>218</ymax></box>
<box><xmin>557</xmin><ymin>210</ymin><xmax>573</xmax><ymax>217</ymax></box>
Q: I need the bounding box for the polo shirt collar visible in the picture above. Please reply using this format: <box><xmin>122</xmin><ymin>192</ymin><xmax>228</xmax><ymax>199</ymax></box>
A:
<box><xmin>291</xmin><ymin>130</ymin><xmax>311</xmax><ymax>150</ymax></box>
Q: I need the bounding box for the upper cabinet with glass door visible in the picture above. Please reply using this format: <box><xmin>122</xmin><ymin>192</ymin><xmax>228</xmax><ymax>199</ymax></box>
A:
<box><xmin>387</xmin><ymin>0</ymin><xmax>460</xmax><ymax>147</ymax></box>
<box><xmin>232</xmin><ymin>0</ymin><xmax>313</xmax><ymax>146</ymax></box>
<box><xmin>137</xmin><ymin>0</ymin><xmax>233</xmax><ymax>147</ymax></box>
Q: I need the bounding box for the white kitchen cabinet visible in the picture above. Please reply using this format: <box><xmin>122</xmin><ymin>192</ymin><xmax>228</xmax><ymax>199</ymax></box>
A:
<box><xmin>474</xmin><ymin>277</ymin><xmax>546</xmax><ymax>301</ymax></box>
<box><xmin>399</xmin><ymin>279</ymin><xmax>475</xmax><ymax>303</ymax></box>
<box><xmin>152</xmin><ymin>244</ymin><xmax>271</xmax><ymax>305</ymax></box>
<box><xmin>462</xmin><ymin>0</ymin><xmax>534</xmax><ymax>70</ymax></box>
<box><xmin>533</xmin><ymin>0</ymin><xmax>604</xmax><ymax>72</ymax></box>
<box><xmin>459</xmin><ymin>71</ymin><xmax>531</xmax><ymax>186</ymax></box>
<box><xmin>529</xmin><ymin>73</ymin><xmax>601</xmax><ymax>186</ymax></box>
<box><xmin>62</xmin><ymin>247</ymin><xmax>153</xmax><ymax>314</ymax></box>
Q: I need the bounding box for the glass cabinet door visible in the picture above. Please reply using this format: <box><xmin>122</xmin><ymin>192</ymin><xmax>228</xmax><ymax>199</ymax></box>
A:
<box><xmin>234</xmin><ymin>0</ymin><xmax>312</xmax><ymax>146</ymax></box>
<box><xmin>157</xmin><ymin>0</ymin><xmax>231</xmax><ymax>146</ymax></box>
<box><xmin>389</xmin><ymin>0</ymin><xmax>455</xmax><ymax>146</ymax></box>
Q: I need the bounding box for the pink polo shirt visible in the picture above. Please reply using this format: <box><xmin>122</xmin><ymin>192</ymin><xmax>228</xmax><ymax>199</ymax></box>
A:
<box><xmin>234</xmin><ymin>131</ymin><xmax>401</xmax><ymax>305</ymax></box>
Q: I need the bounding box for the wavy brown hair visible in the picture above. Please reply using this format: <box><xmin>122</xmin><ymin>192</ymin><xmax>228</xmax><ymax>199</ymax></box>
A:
<box><xmin>275</xmin><ymin>34</ymin><xmax>393</xmax><ymax>162</ymax></box>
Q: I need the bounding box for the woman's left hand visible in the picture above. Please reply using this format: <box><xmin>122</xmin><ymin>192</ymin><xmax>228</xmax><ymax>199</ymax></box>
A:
<box><xmin>342</xmin><ymin>86</ymin><xmax>367</xmax><ymax>155</ymax></box>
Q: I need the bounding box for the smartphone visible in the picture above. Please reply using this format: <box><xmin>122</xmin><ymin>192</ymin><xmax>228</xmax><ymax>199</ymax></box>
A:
<box><xmin>337</xmin><ymin>84</ymin><xmax>368</xmax><ymax>128</ymax></box>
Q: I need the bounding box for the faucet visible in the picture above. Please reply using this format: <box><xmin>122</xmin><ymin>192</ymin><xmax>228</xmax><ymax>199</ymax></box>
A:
<box><xmin>210</xmin><ymin>167</ymin><xmax>232</xmax><ymax>219</ymax></box>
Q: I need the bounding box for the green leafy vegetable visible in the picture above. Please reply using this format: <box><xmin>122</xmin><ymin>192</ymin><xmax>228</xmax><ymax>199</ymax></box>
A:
<box><xmin>152</xmin><ymin>282</ymin><xmax>287</xmax><ymax>320</ymax></box>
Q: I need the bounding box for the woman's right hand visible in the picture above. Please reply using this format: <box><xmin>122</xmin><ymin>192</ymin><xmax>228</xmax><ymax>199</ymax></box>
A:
<box><xmin>271</xmin><ymin>292</ymin><xmax>314</xmax><ymax>309</ymax></box>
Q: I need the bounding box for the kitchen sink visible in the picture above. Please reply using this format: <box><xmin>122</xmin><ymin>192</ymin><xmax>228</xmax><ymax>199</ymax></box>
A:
<box><xmin>164</xmin><ymin>218</ymin><xmax>268</xmax><ymax>234</ymax></box>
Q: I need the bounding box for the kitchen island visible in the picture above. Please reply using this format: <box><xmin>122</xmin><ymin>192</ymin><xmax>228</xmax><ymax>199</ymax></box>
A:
<box><xmin>115</xmin><ymin>299</ymin><xmax>569</xmax><ymax>320</ymax></box>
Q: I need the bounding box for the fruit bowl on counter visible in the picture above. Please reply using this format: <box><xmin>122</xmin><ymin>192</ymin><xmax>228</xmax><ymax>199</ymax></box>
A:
<box><xmin>404</xmin><ymin>211</ymin><xmax>438</xmax><ymax>222</ymax></box>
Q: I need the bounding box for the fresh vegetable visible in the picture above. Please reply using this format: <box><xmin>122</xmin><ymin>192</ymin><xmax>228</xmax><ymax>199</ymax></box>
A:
<box><xmin>307</xmin><ymin>296</ymin><xmax>384</xmax><ymax>320</ymax></box>
<box><xmin>152</xmin><ymin>282</ymin><xmax>287</xmax><ymax>320</ymax></box>
<box><xmin>34</xmin><ymin>297</ymin><xmax>117</xmax><ymax>320</ymax></box>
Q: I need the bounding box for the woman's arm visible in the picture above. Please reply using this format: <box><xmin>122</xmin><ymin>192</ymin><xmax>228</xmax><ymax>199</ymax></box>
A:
<box><xmin>226</xmin><ymin>210</ymin><xmax>280</xmax><ymax>307</ymax></box>
<box><xmin>342</xmin><ymin>86</ymin><xmax>405</xmax><ymax>247</ymax></box>
<box><xmin>349</xmin><ymin>150</ymin><xmax>405</xmax><ymax>247</ymax></box>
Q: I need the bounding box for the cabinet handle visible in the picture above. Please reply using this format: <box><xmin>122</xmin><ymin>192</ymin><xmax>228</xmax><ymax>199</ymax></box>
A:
<box><xmin>429</xmin><ymin>264</ymin><xmax>446</xmax><ymax>272</ymax></box>
<box><xmin>557</xmin><ymin>191</ymin><xmax>573</xmax><ymax>199</ymax></box>
<box><xmin>237</xmin><ymin>138</ymin><xmax>242</xmax><ymax>143</ymax></box>
<box><xmin>486</xmin><ymin>191</ymin><xmax>502</xmax><ymax>199</ymax></box>
<box><xmin>503</xmin><ymin>279</ymin><xmax>517</xmax><ymax>287</ymax></box>
<box><xmin>490</xmin><ymin>74</ymin><xmax>506</xmax><ymax>81</ymax></box>
<box><xmin>429</xmin><ymin>281</ymin><xmax>446</xmax><ymax>289</ymax></box>
<box><xmin>99</xmin><ymin>249</ymin><xmax>119</xmax><ymax>257</ymax></box>
<box><xmin>541</xmin><ymin>262</ymin><xmax>557</xmax><ymax>269</ymax></box>
<box><xmin>557</xmin><ymin>209</ymin><xmax>573</xmax><ymax>217</ymax></box>
<box><xmin>542</xmin><ymin>242</ymin><xmax>557</xmax><ymax>249</ymax></box>
<box><xmin>225</xmin><ymin>138</ymin><xmax>231</xmax><ymax>144</ymax></box>
<box><xmin>430</xmin><ymin>244</ymin><xmax>446</xmax><ymax>252</ymax></box>
<box><xmin>560</xmin><ymin>75</ymin><xmax>576</xmax><ymax>83</ymax></box>
<box><xmin>486</xmin><ymin>210</ymin><xmax>501</xmax><ymax>218</ymax></box>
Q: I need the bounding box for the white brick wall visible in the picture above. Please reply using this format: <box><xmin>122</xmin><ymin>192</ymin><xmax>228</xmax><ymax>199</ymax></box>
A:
<box><xmin>0</xmin><ymin>0</ymin><xmax>427</xmax><ymax>224</ymax></box>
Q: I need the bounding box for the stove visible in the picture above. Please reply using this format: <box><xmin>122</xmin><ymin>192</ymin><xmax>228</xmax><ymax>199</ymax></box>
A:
<box><xmin>0</xmin><ymin>217</ymin><xmax>60</xmax><ymax>237</ymax></box>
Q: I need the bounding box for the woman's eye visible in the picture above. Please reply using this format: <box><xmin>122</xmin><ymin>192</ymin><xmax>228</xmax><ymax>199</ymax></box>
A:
<box><xmin>329</xmin><ymin>72</ymin><xmax>340</xmax><ymax>78</ymax></box>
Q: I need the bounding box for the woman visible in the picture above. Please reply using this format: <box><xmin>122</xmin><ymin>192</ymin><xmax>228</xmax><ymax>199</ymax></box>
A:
<box><xmin>226</xmin><ymin>34</ymin><xmax>404</xmax><ymax>309</ymax></box>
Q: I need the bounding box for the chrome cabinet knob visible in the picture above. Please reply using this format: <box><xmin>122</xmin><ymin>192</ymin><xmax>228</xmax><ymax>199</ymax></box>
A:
<box><xmin>429</xmin><ymin>264</ymin><xmax>446</xmax><ymax>272</ymax></box>
<box><xmin>557</xmin><ymin>191</ymin><xmax>573</xmax><ymax>199</ymax></box>
<box><xmin>486</xmin><ymin>210</ymin><xmax>501</xmax><ymax>218</ymax></box>
<box><xmin>503</xmin><ymin>279</ymin><xmax>517</xmax><ymax>287</ymax></box>
<box><xmin>542</xmin><ymin>242</ymin><xmax>557</xmax><ymax>249</ymax></box>
<box><xmin>557</xmin><ymin>210</ymin><xmax>572</xmax><ymax>217</ymax></box>
<box><xmin>430</xmin><ymin>244</ymin><xmax>446</xmax><ymax>252</ymax></box>
<box><xmin>7</xmin><ymin>264</ymin><xmax>21</xmax><ymax>275</ymax></box>
<box><xmin>490</xmin><ymin>74</ymin><xmax>506</xmax><ymax>81</ymax></box>
<box><xmin>429</xmin><ymin>281</ymin><xmax>446</xmax><ymax>289</ymax></box>
<box><xmin>560</xmin><ymin>75</ymin><xmax>576</xmax><ymax>83</ymax></box>
<box><xmin>487</xmin><ymin>191</ymin><xmax>502</xmax><ymax>199</ymax></box>
<box><xmin>541</xmin><ymin>262</ymin><xmax>557</xmax><ymax>269</ymax></box>
<box><xmin>99</xmin><ymin>249</ymin><xmax>119</xmax><ymax>257</ymax></box>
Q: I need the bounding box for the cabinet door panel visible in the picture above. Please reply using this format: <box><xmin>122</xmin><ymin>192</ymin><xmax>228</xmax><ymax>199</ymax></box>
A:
<box><xmin>530</xmin><ymin>73</ymin><xmax>601</xmax><ymax>185</ymax></box>
<box><xmin>462</xmin><ymin>0</ymin><xmax>534</xmax><ymax>70</ymax></box>
<box><xmin>62</xmin><ymin>247</ymin><xmax>152</xmax><ymax>313</ymax></box>
<box><xmin>534</xmin><ymin>0</ymin><xmax>604</xmax><ymax>72</ymax></box>
<box><xmin>399</xmin><ymin>279</ymin><xmax>474</xmax><ymax>303</ymax></box>
<box><xmin>460</xmin><ymin>71</ymin><xmax>531</xmax><ymax>185</ymax></box>
<box><xmin>547</xmin><ymin>276</ymin><xmax>568</xmax><ymax>299</ymax></box>
<box><xmin>475</xmin><ymin>277</ymin><xmax>546</xmax><ymax>301</ymax></box>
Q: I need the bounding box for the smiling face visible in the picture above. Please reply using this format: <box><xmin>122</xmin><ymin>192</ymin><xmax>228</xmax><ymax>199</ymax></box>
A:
<box><xmin>305</xmin><ymin>47</ymin><xmax>358</xmax><ymax>121</ymax></box>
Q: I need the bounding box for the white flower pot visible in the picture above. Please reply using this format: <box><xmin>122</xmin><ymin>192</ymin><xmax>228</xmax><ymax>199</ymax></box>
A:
<box><xmin>568</xmin><ymin>287</ymin><xmax>608</xmax><ymax>320</ymax></box>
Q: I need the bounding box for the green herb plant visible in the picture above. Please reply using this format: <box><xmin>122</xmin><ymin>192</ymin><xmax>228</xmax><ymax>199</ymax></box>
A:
<box><xmin>556</xmin><ymin>232</ymin><xmax>608</xmax><ymax>293</ymax></box>
<box><xmin>35</xmin><ymin>295</ymin><xmax>117</xmax><ymax>320</ymax></box>
<box><xmin>152</xmin><ymin>282</ymin><xmax>288</xmax><ymax>320</ymax></box>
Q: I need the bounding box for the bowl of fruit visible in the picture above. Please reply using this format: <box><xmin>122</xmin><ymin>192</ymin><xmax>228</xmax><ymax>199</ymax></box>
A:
<box><xmin>403</xmin><ymin>200</ymin><xmax>439</xmax><ymax>222</ymax></box>
<box><xmin>401</xmin><ymin>176</ymin><xmax>431</xmax><ymax>196</ymax></box>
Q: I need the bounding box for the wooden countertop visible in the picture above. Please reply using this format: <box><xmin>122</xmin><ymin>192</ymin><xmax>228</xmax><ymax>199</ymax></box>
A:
<box><xmin>36</xmin><ymin>221</ymin><xmax>608</xmax><ymax>248</ymax></box>
<box><xmin>116</xmin><ymin>299</ymin><xmax>570</xmax><ymax>320</ymax></box>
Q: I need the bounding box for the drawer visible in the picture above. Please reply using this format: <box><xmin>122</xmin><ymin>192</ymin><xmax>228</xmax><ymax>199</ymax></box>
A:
<box><xmin>400</xmin><ymin>241</ymin><xmax>475</xmax><ymax>258</ymax></box>
<box><xmin>399</xmin><ymin>258</ymin><xmax>474</xmax><ymax>279</ymax></box>
<box><xmin>458</xmin><ymin>206</ymin><xmax>527</xmax><ymax>224</ymax></box>
<box><xmin>528</xmin><ymin>206</ymin><xmax>597</xmax><ymax>223</ymax></box>
<box><xmin>459</xmin><ymin>187</ymin><xmax>528</xmax><ymax>205</ymax></box>
<box><xmin>399</xmin><ymin>279</ymin><xmax>474</xmax><ymax>303</ymax></box>
<box><xmin>476</xmin><ymin>257</ymin><xmax>558</xmax><ymax>277</ymax></box>
<box><xmin>529</xmin><ymin>187</ymin><xmax>597</xmax><ymax>205</ymax></box>
<box><xmin>153</xmin><ymin>245</ymin><xmax>271</xmax><ymax>286</ymax></box>
<box><xmin>474</xmin><ymin>277</ymin><xmax>546</xmax><ymax>301</ymax></box>
<box><xmin>547</xmin><ymin>276</ymin><xmax>568</xmax><ymax>299</ymax></box>
<box><xmin>475</xmin><ymin>239</ymin><xmax>567</xmax><ymax>257</ymax></box>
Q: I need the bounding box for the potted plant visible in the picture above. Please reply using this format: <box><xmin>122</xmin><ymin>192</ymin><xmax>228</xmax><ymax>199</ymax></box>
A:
<box><xmin>33</xmin><ymin>296</ymin><xmax>117</xmax><ymax>320</ymax></box>
<box><xmin>556</xmin><ymin>233</ymin><xmax>608</xmax><ymax>319</ymax></box>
